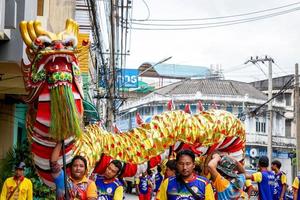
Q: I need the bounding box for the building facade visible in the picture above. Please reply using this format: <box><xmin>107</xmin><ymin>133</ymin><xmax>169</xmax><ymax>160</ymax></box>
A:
<box><xmin>118</xmin><ymin>78</ymin><xmax>296</xmax><ymax>184</ymax></box>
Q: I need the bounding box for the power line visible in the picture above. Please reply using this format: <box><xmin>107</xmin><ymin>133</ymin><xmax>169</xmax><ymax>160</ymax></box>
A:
<box><xmin>133</xmin><ymin>1</ymin><xmax>300</xmax><ymax>21</ymax></box>
<box><xmin>132</xmin><ymin>6</ymin><xmax>300</xmax><ymax>26</ymax></box>
<box><xmin>130</xmin><ymin>6</ymin><xmax>300</xmax><ymax>30</ymax></box>
<box><xmin>254</xmin><ymin>63</ymin><xmax>268</xmax><ymax>77</ymax></box>
<box><xmin>140</xmin><ymin>0</ymin><xmax>150</xmax><ymax>21</ymax></box>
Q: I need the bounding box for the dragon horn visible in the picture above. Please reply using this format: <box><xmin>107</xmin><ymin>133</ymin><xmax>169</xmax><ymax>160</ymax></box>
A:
<box><xmin>27</xmin><ymin>21</ymin><xmax>37</xmax><ymax>41</ymax></box>
<box><xmin>33</xmin><ymin>20</ymin><xmax>56</xmax><ymax>40</ymax></box>
<box><xmin>19</xmin><ymin>21</ymin><xmax>33</xmax><ymax>47</ymax></box>
<box><xmin>66</xmin><ymin>18</ymin><xmax>79</xmax><ymax>37</ymax></box>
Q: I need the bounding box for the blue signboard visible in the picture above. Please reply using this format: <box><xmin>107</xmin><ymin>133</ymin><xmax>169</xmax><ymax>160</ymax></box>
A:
<box><xmin>117</xmin><ymin>69</ymin><xmax>138</xmax><ymax>88</ymax></box>
<box><xmin>99</xmin><ymin>69</ymin><xmax>139</xmax><ymax>88</ymax></box>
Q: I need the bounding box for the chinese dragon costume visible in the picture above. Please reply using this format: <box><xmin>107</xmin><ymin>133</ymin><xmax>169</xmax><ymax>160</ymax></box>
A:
<box><xmin>19</xmin><ymin>19</ymin><xmax>246</xmax><ymax>187</ymax></box>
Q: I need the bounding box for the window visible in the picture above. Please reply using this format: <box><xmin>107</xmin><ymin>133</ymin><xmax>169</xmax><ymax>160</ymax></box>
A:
<box><xmin>191</xmin><ymin>105</ymin><xmax>196</xmax><ymax>113</ymax></box>
<box><xmin>261</xmin><ymin>122</ymin><xmax>266</xmax><ymax>133</ymax></box>
<box><xmin>238</xmin><ymin>106</ymin><xmax>243</xmax><ymax>114</ymax></box>
<box><xmin>256</xmin><ymin>120</ymin><xmax>266</xmax><ymax>133</ymax></box>
<box><xmin>285</xmin><ymin>93</ymin><xmax>292</xmax><ymax>106</ymax></box>
<box><xmin>157</xmin><ymin>106</ymin><xmax>163</xmax><ymax>113</ymax></box>
<box><xmin>226</xmin><ymin>106</ymin><xmax>233</xmax><ymax>113</ymax></box>
<box><xmin>37</xmin><ymin>0</ymin><xmax>44</xmax><ymax>16</ymax></box>
<box><xmin>145</xmin><ymin>107</ymin><xmax>150</xmax><ymax>114</ymax></box>
<box><xmin>256</xmin><ymin>121</ymin><xmax>260</xmax><ymax>132</ymax></box>
<box><xmin>285</xmin><ymin>119</ymin><xmax>292</xmax><ymax>137</ymax></box>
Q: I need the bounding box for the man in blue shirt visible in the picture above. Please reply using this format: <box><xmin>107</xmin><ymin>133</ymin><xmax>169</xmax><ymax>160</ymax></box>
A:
<box><xmin>271</xmin><ymin>160</ymin><xmax>287</xmax><ymax>200</ymax></box>
<box><xmin>156</xmin><ymin>149</ymin><xmax>215</xmax><ymax>200</ymax></box>
<box><xmin>247</xmin><ymin>156</ymin><xmax>275</xmax><ymax>200</ymax></box>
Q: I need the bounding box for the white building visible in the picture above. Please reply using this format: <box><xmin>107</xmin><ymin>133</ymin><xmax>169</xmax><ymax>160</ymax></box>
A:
<box><xmin>118</xmin><ymin>78</ymin><xmax>296</xmax><ymax>185</ymax></box>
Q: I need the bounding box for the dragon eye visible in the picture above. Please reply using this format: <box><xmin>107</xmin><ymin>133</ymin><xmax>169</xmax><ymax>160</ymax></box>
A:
<box><xmin>34</xmin><ymin>36</ymin><xmax>52</xmax><ymax>49</ymax></box>
<box><xmin>63</xmin><ymin>36</ymin><xmax>77</xmax><ymax>48</ymax></box>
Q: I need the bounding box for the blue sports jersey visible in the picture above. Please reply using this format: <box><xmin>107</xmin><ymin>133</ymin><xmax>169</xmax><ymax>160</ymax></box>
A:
<box><xmin>154</xmin><ymin>173</ymin><xmax>164</xmax><ymax>192</ymax></box>
<box><xmin>138</xmin><ymin>175</ymin><xmax>151</xmax><ymax>194</ymax></box>
<box><xmin>166</xmin><ymin>175</ymin><xmax>208</xmax><ymax>200</ymax></box>
<box><xmin>95</xmin><ymin>175</ymin><xmax>121</xmax><ymax>200</ymax></box>
<box><xmin>273</xmin><ymin>171</ymin><xmax>286</xmax><ymax>200</ymax></box>
<box><xmin>257</xmin><ymin>170</ymin><xmax>275</xmax><ymax>200</ymax></box>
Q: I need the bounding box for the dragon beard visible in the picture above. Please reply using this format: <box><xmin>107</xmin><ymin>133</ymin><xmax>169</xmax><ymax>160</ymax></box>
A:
<box><xmin>50</xmin><ymin>84</ymin><xmax>82</xmax><ymax>140</ymax></box>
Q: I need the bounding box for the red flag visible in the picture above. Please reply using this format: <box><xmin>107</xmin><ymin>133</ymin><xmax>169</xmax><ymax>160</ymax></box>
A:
<box><xmin>198</xmin><ymin>100</ymin><xmax>204</xmax><ymax>112</ymax></box>
<box><xmin>184</xmin><ymin>104</ymin><xmax>191</xmax><ymax>114</ymax></box>
<box><xmin>167</xmin><ymin>99</ymin><xmax>175</xmax><ymax>111</ymax></box>
<box><xmin>136</xmin><ymin>112</ymin><xmax>144</xmax><ymax>126</ymax></box>
<box><xmin>113</xmin><ymin>123</ymin><xmax>121</xmax><ymax>134</ymax></box>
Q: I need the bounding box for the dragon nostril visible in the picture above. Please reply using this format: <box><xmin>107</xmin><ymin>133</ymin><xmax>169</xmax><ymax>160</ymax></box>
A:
<box><xmin>54</xmin><ymin>42</ymin><xmax>64</xmax><ymax>50</ymax></box>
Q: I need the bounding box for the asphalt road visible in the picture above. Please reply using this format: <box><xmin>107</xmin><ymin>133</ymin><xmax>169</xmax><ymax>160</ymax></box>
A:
<box><xmin>124</xmin><ymin>193</ymin><xmax>139</xmax><ymax>200</ymax></box>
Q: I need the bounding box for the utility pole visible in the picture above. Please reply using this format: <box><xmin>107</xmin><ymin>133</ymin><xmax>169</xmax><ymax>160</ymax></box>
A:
<box><xmin>106</xmin><ymin>0</ymin><xmax>117</xmax><ymax>131</ymax></box>
<box><xmin>295</xmin><ymin>63</ymin><xmax>300</xmax><ymax>172</ymax></box>
<box><xmin>245</xmin><ymin>56</ymin><xmax>274</xmax><ymax>166</ymax></box>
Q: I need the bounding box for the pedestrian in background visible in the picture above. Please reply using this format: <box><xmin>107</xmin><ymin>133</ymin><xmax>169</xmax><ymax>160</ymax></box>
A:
<box><xmin>156</xmin><ymin>149</ymin><xmax>215</xmax><ymax>200</ymax></box>
<box><xmin>247</xmin><ymin>156</ymin><xmax>275</xmax><ymax>200</ymax></box>
<box><xmin>271</xmin><ymin>160</ymin><xmax>287</xmax><ymax>200</ymax></box>
<box><xmin>153</xmin><ymin>166</ymin><xmax>164</xmax><ymax>199</ymax></box>
<box><xmin>136</xmin><ymin>170</ymin><xmax>153</xmax><ymax>200</ymax></box>
<box><xmin>0</xmin><ymin>162</ymin><xmax>33</xmax><ymax>200</ymax></box>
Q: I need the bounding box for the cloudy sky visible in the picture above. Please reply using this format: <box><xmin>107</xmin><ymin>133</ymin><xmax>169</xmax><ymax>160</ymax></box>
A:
<box><xmin>125</xmin><ymin>0</ymin><xmax>300</xmax><ymax>82</ymax></box>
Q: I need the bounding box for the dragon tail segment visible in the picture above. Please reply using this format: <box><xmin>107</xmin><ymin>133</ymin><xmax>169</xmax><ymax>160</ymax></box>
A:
<box><xmin>77</xmin><ymin>109</ymin><xmax>245</xmax><ymax>177</ymax></box>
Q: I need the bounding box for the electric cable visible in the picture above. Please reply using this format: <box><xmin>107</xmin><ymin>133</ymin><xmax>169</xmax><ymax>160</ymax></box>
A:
<box><xmin>130</xmin><ymin>6</ymin><xmax>300</xmax><ymax>30</ymax></box>
<box><xmin>133</xmin><ymin>1</ymin><xmax>300</xmax><ymax>21</ymax></box>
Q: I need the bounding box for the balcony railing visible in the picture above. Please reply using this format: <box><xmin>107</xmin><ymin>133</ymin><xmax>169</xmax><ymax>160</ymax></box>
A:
<box><xmin>246</xmin><ymin>133</ymin><xmax>296</xmax><ymax>148</ymax></box>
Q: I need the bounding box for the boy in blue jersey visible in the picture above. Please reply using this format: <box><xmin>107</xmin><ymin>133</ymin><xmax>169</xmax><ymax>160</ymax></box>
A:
<box><xmin>136</xmin><ymin>170</ymin><xmax>153</xmax><ymax>200</ymax></box>
<box><xmin>208</xmin><ymin>153</ymin><xmax>246</xmax><ymax>200</ymax></box>
<box><xmin>247</xmin><ymin>156</ymin><xmax>275</xmax><ymax>200</ymax></box>
<box><xmin>156</xmin><ymin>149</ymin><xmax>215</xmax><ymax>200</ymax></box>
<box><xmin>271</xmin><ymin>160</ymin><xmax>287</xmax><ymax>200</ymax></box>
<box><xmin>95</xmin><ymin>160</ymin><xmax>124</xmax><ymax>200</ymax></box>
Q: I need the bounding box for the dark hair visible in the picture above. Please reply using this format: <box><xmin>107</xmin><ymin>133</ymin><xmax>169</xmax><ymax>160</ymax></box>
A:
<box><xmin>258</xmin><ymin>156</ymin><xmax>269</xmax><ymax>168</ymax></box>
<box><xmin>147</xmin><ymin>169</ymin><xmax>153</xmax><ymax>176</ymax></box>
<box><xmin>71</xmin><ymin>155</ymin><xmax>88</xmax><ymax>170</ymax></box>
<box><xmin>271</xmin><ymin>160</ymin><xmax>281</xmax><ymax>169</ymax></box>
<box><xmin>166</xmin><ymin>160</ymin><xmax>176</xmax><ymax>171</ymax></box>
<box><xmin>157</xmin><ymin>165</ymin><xmax>162</xmax><ymax>173</ymax></box>
<box><xmin>111</xmin><ymin>160</ymin><xmax>123</xmax><ymax>174</ymax></box>
<box><xmin>176</xmin><ymin>149</ymin><xmax>195</xmax><ymax>162</ymax></box>
<box><xmin>194</xmin><ymin>164</ymin><xmax>202</xmax><ymax>175</ymax></box>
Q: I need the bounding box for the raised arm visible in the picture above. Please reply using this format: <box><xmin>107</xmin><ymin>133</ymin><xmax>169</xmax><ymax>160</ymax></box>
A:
<box><xmin>234</xmin><ymin>157</ymin><xmax>245</xmax><ymax>174</ymax></box>
<box><xmin>50</xmin><ymin>142</ymin><xmax>62</xmax><ymax>178</ymax></box>
<box><xmin>207</xmin><ymin>153</ymin><xmax>222</xmax><ymax>182</ymax></box>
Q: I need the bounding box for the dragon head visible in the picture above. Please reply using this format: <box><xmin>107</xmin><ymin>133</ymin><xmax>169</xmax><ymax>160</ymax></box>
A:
<box><xmin>20</xmin><ymin>19</ymin><xmax>84</xmax><ymax>140</ymax></box>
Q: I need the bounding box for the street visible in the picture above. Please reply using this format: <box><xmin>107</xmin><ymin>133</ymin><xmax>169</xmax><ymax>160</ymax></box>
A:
<box><xmin>124</xmin><ymin>193</ymin><xmax>139</xmax><ymax>199</ymax></box>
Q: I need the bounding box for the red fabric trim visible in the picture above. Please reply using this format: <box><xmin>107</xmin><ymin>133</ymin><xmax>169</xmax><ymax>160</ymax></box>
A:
<box><xmin>149</xmin><ymin>156</ymin><xmax>161</xmax><ymax>169</ymax></box>
<box><xmin>93</xmin><ymin>155</ymin><xmax>112</xmax><ymax>174</ymax></box>
<box><xmin>121</xmin><ymin>163</ymin><xmax>137</xmax><ymax>177</ymax></box>
<box><xmin>31</xmin><ymin>142</ymin><xmax>74</xmax><ymax>159</ymax></box>
<box><xmin>218</xmin><ymin>137</ymin><xmax>234</xmax><ymax>149</ymax></box>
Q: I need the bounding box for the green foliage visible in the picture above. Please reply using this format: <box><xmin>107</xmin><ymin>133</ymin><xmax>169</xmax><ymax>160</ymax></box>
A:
<box><xmin>0</xmin><ymin>141</ymin><xmax>55</xmax><ymax>199</ymax></box>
